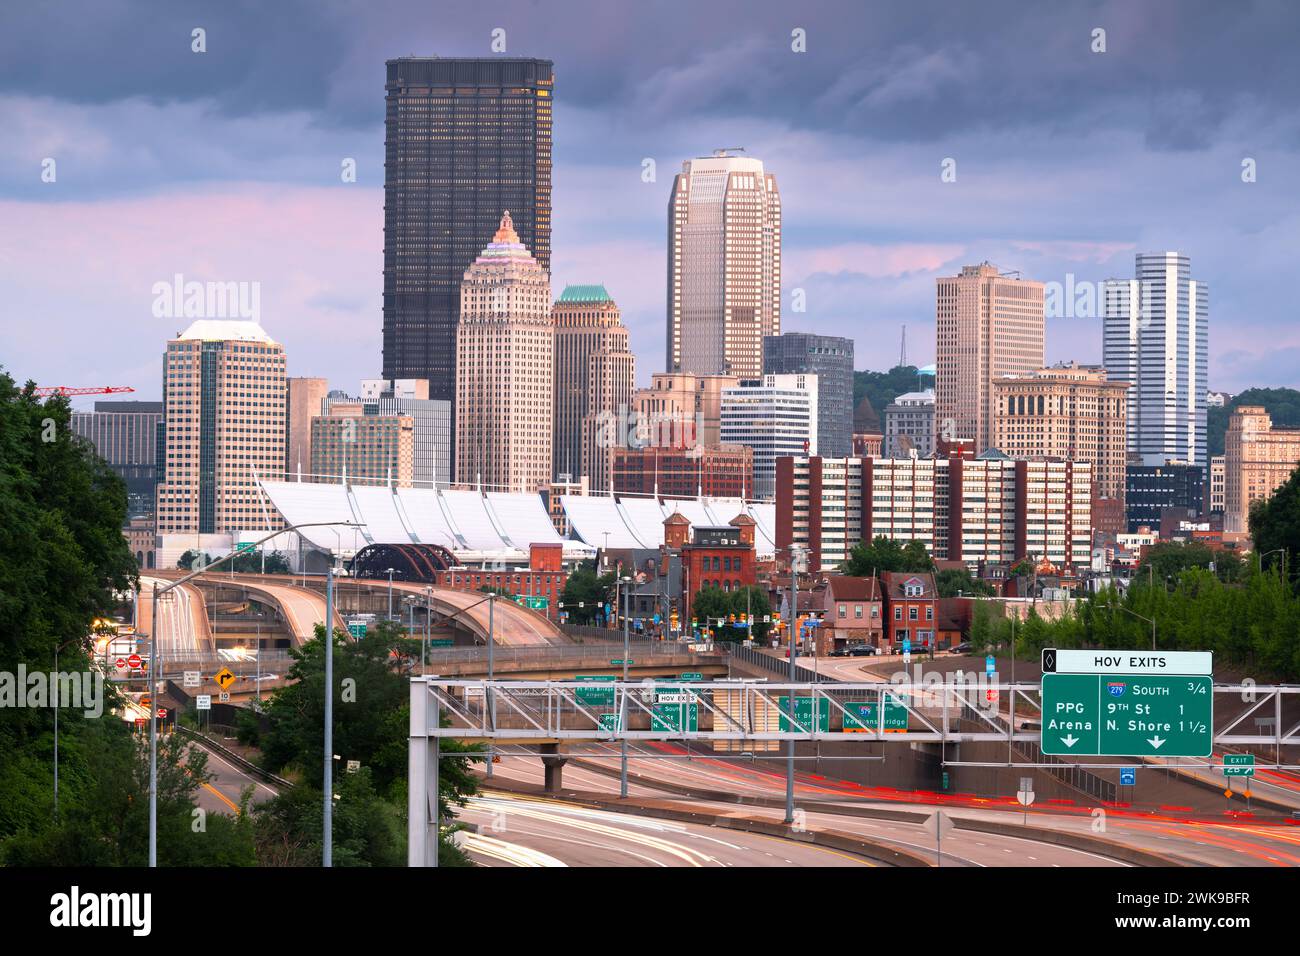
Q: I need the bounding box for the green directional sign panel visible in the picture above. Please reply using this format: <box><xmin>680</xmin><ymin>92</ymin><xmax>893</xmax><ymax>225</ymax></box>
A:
<box><xmin>598</xmin><ymin>713</ymin><xmax>622</xmax><ymax>732</ymax></box>
<box><xmin>680</xmin><ymin>672</ymin><xmax>703</xmax><ymax>681</ymax></box>
<box><xmin>1041</xmin><ymin>674</ymin><xmax>1212</xmax><ymax>757</ymax></box>
<box><xmin>1223</xmin><ymin>753</ymin><xmax>1255</xmax><ymax>777</ymax></box>
<box><xmin>651</xmin><ymin>703</ymin><xmax>698</xmax><ymax>732</ymax></box>
<box><xmin>843</xmin><ymin>696</ymin><xmax>909</xmax><ymax>732</ymax></box>
<box><xmin>778</xmin><ymin>696</ymin><xmax>830</xmax><ymax>733</ymax></box>
<box><xmin>575</xmin><ymin>675</ymin><xmax>615</xmax><ymax>706</ymax></box>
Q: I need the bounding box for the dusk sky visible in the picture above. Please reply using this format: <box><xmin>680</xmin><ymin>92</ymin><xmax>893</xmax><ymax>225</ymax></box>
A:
<box><xmin>3</xmin><ymin>0</ymin><xmax>1299</xmax><ymax>401</ymax></box>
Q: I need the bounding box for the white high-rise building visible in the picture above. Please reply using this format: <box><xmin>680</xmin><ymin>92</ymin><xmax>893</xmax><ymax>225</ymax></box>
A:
<box><xmin>720</xmin><ymin>373</ymin><xmax>817</xmax><ymax>500</ymax></box>
<box><xmin>667</xmin><ymin>150</ymin><xmax>781</xmax><ymax>378</ymax></box>
<box><xmin>1103</xmin><ymin>252</ymin><xmax>1209</xmax><ymax>466</ymax></box>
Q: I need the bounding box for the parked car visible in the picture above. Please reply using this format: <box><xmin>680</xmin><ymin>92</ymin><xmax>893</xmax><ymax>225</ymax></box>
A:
<box><xmin>948</xmin><ymin>642</ymin><xmax>972</xmax><ymax>655</ymax></box>
<box><xmin>848</xmin><ymin>644</ymin><xmax>879</xmax><ymax>657</ymax></box>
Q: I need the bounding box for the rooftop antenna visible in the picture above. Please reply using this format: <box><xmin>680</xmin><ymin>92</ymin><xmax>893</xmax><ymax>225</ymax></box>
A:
<box><xmin>899</xmin><ymin>325</ymin><xmax>908</xmax><ymax>368</ymax></box>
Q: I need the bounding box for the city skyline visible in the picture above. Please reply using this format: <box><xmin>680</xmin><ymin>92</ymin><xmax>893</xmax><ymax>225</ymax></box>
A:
<box><xmin>4</xmin><ymin>1</ymin><xmax>1299</xmax><ymax>401</ymax></box>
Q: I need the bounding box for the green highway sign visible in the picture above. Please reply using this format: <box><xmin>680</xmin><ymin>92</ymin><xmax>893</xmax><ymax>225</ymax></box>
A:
<box><xmin>235</xmin><ymin>542</ymin><xmax>256</xmax><ymax>553</ymax></box>
<box><xmin>1041</xmin><ymin>673</ymin><xmax>1212</xmax><ymax>757</ymax></box>
<box><xmin>610</xmin><ymin>659</ymin><xmax>634</xmax><ymax>666</ymax></box>
<box><xmin>513</xmin><ymin>595</ymin><xmax>549</xmax><ymax>610</ymax></box>
<box><xmin>680</xmin><ymin>672</ymin><xmax>703</xmax><ymax>681</ymax></box>
<box><xmin>843</xmin><ymin>696</ymin><xmax>908</xmax><ymax>732</ymax></box>
<box><xmin>1223</xmin><ymin>753</ymin><xmax>1255</xmax><ymax>777</ymax></box>
<box><xmin>575</xmin><ymin>675</ymin><xmax>615</xmax><ymax>706</ymax></box>
<box><xmin>651</xmin><ymin>703</ymin><xmax>698</xmax><ymax>732</ymax></box>
<box><xmin>346</xmin><ymin>622</ymin><xmax>367</xmax><ymax>639</ymax></box>
<box><xmin>428</xmin><ymin>639</ymin><xmax>454</xmax><ymax>647</ymax></box>
<box><xmin>778</xmin><ymin>696</ymin><xmax>830</xmax><ymax>733</ymax></box>
<box><xmin>598</xmin><ymin>713</ymin><xmax>622</xmax><ymax>732</ymax></box>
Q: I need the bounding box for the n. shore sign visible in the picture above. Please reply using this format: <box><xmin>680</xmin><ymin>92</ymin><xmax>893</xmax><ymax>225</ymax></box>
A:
<box><xmin>1041</xmin><ymin>647</ymin><xmax>1213</xmax><ymax>758</ymax></box>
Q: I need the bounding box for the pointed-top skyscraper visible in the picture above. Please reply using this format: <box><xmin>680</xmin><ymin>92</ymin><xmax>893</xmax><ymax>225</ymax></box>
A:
<box><xmin>455</xmin><ymin>211</ymin><xmax>554</xmax><ymax>493</ymax></box>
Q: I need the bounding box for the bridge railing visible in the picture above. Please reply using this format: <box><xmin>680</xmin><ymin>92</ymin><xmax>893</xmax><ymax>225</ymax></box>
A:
<box><xmin>418</xmin><ymin>641</ymin><xmax>713</xmax><ymax>667</ymax></box>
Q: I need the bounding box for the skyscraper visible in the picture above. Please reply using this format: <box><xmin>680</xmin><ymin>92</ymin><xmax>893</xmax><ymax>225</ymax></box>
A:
<box><xmin>551</xmin><ymin>285</ymin><xmax>635</xmax><ymax>490</ymax></box>
<box><xmin>286</xmin><ymin>376</ymin><xmax>328</xmax><ymax>476</ymax></box>
<box><xmin>382</xmin><ymin>56</ymin><xmax>553</xmax><ymax>409</ymax></box>
<box><xmin>455</xmin><ymin>211</ymin><xmax>553</xmax><ymax>493</ymax></box>
<box><xmin>71</xmin><ymin>400</ymin><xmax>164</xmax><ymax>519</ymax></box>
<box><xmin>935</xmin><ymin>262</ymin><xmax>1045</xmax><ymax>453</ymax></box>
<box><xmin>1103</xmin><ymin>252</ymin><xmax>1209</xmax><ymax>466</ymax></box>
<box><xmin>667</xmin><ymin>150</ymin><xmax>781</xmax><ymax>377</ymax></box>
<box><xmin>720</xmin><ymin>374</ymin><xmax>818</xmax><ymax>500</ymax></box>
<box><xmin>155</xmin><ymin>320</ymin><xmax>286</xmax><ymax>535</ymax></box>
<box><xmin>762</xmin><ymin>333</ymin><xmax>854</xmax><ymax>457</ymax></box>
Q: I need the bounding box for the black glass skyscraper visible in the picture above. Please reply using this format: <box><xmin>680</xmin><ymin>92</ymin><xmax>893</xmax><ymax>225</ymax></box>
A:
<box><xmin>762</xmin><ymin>333</ymin><xmax>855</xmax><ymax>457</ymax></box>
<box><xmin>382</xmin><ymin>57</ymin><xmax>554</xmax><ymax>407</ymax></box>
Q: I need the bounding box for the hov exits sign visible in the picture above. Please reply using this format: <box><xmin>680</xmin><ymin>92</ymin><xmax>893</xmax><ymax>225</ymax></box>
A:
<box><xmin>1040</xmin><ymin>648</ymin><xmax>1213</xmax><ymax>758</ymax></box>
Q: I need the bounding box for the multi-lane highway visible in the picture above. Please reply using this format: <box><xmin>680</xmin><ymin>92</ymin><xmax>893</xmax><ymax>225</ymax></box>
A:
<box><xmin>139</xmin><ymin>577</ymin><xmax>212</xmax><ymax>655</ymax></box>
<box><xmin>456</xmin><ymin>792</ymin><xmax>873</xmax><ymax>867</ymax></box>
<box><xmin>475</xmin><ymin>742</ymin><xmax>1300</xmax><ymax>867</ymax></box>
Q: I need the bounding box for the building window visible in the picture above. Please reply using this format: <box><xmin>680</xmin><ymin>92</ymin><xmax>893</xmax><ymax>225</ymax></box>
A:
<box><xmin>838</xmin><ymin>603</ymin><xmax>846</xmax><ymax>619</ymax></box>
<box><xmin>894</xmin><ymin>606</ymin><xmax>902</xmax><ymax>621</ymax></box>
<box><xmin>909</xmin><ymin>606</ymin><xmax>918</xmax><ymax>621</ymax></box>
<box><xmin>854</xmin><ymin>604</ymin><xmax>863</xmax><ymax>618</ymax></box>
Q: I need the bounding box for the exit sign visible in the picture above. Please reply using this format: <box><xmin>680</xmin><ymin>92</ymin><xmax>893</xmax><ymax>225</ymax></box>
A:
<box><xmin>1041</xmin><ymin>673</ymin><xmax>1212</xmax><ymax>757</ymax></box>
<box><xmin>1223</xmin><ymin>753</ymin><xmax>1255</xmax><ymax>777</ymax></box>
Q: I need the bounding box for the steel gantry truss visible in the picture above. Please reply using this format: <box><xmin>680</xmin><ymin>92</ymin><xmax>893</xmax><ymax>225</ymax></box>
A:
<box><xmin>406</xmin><ymin>677</ymin><xmax>1300</xmax><ymax>866</ymax></box>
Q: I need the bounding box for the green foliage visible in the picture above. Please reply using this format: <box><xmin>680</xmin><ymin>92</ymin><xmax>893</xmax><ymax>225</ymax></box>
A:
<box><xmin>690</xmin><ymin>585</ymin><xmax>771</xmax><ymax>642</ymax></box>
<box><xmin>251</xmin><ymin>620</ymin><xmax>480</xmax><ymax>865</ymax></box>
<box><xmin>935</xmin><ymin>567</ymin><xmax>995</xmax><ymax>598</ymax></box>
<box><xmin>560</xmin><ymin>562</ymin><xmax>616</xmax><ymax>624</ymax></box>
<box><xmin>1137</xmin><ymin>540</ymin><xmax>1243</xmax><ymax>584</ymax></box>
<box><xmin>177</xmin><ymin>548</ymin><xmax>290</xmax><ymax>574</ymax></box>
<box><xmin>852</xmin><ymin>365</ymin><xmax>933</xmax><ymax>419</ymax></box>
<box><xmin>1207</xmin><ymin>387</ymin><xmax>1300</xmax><ymax>458</ymax></box>
<box><xmin>1249</xmin><ymin>462</ymin><xmax>1300</xmax><ymax>581</ymax></box>
<box><xmin>841</xmin><ymin>536</ymin><xmax>934</xmax><ymax>576</ymax></box>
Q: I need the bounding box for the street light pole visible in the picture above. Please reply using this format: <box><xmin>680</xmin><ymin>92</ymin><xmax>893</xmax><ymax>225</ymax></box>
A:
<box><xmin>621</xmin><ymin>579</ymin><xmax>630</xmax><ymax>798</ymax></box>
<box><xmin>386</xmin><ymin>568</ymin><xmax>396</xmax><ymax>622</ymax></box>
<box><xmin>786</xmin><ymin>546</ymin><xmax>801</xmax><ymax>824</ymax></box>
<box><xmin>323</xmin><ymin>560</ymin><xmax>335</xmax><ymax>867</ymax></box>
<box><xmin>144</xmin><ymin>520</ymin><xmax>359</xmax><ymax>868</ymax></box>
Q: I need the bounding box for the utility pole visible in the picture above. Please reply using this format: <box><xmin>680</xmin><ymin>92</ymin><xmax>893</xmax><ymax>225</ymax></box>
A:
<box><xmin>486</xmin><ymin>592</ymin><xmax>495</xmax><ymax>777</ymax></box>
<box><xmin>786</xmin><ymin>546</ymin><xmax>800</xmax><ymax>824</ymax></box>
<box><xmin>621</xmin><ymin>580</ymin><xmax>630</xmax><ymax>798</ymax></box>
<box><xmin>323</xmin><ymin>560</ymin><xmax>335</xmax><ymax>867</ymax></box>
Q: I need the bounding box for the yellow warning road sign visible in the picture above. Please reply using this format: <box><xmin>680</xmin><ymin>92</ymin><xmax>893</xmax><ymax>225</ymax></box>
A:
<box><xmin>214</xmin><ymin>667</ymin><xmax>236</xmax><ymax>690</ymax></box>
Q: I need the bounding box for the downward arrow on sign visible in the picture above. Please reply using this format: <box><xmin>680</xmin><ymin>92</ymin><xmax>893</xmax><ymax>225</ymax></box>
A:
<box><xmin>1147</xmin><ymin>736</ymin><xmax>1166</xmax><ymax>749</ymax></box>
<box><xmin>1060</xmin><ymin>734</ymin><xmax>1079</xmax><ymax>748</ymax></box>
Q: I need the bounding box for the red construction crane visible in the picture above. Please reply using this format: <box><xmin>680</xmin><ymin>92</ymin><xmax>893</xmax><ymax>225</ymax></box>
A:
<box><xmin>33</xmin><ymin>385</ymin><xmax>137</xmax><ymax>398</ymax></box>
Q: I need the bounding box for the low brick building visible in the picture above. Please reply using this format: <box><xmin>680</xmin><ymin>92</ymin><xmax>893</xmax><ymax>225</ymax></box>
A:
<box><xmin>820</xmin><ymin>574</ymin><xmax>884</xmax><ymax>651</ymax></box>
<box><xmin>881</xmin><ymin>571</ymin><xmax>937</xmax><ymax>654</ymax></box>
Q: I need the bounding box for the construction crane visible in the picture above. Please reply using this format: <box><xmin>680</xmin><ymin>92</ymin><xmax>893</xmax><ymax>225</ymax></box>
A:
<box><xmin>33</xmin><ymin>385</ymin><xmax>136</xmax><ymax>398</ymax></box>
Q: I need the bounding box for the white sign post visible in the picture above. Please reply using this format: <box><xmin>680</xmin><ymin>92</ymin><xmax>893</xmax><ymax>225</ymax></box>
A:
<box><xmin>196</xmin><ymin>694</ymin><xmax>211</xmax><ymax>711</ymax></box>
<box><xmin>921</xmin><ymin>810</ymin><xmax>953</xmax><ymax>867</ymax></box>
<box><xmin>1017</xmin><ymin>776</ymin><xmax>1035</xmax><ymax>825</ymax></box>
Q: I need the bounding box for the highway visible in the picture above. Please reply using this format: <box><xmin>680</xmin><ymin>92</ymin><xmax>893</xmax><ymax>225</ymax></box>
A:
<box><xmin>186</xmin><ymin>734</ymin><xmax>281</xmax><ymax>816</ymax></box>
<box><xmin>139</xmin><ymin>577</ymin><xmax>211</xmax><ymax>655</ymax></box>
<box><xmin>455</xmin><ymin>792</ymin><xmax>873</xmax><ymax>867</ymax></box>
<box><xmin>477</xmin><ymin>754</ymin><xmax>1122</xmax><ymax>867</ymax></box>
<box><xmin>385</xmin><ymin>579</ymin><xmax>560</xmax><ymax>646</ymax></box>
<box><xmin>481</xmin><ymin>742</ymin><xmax>1300</xmax><ymax>867</ymax></box>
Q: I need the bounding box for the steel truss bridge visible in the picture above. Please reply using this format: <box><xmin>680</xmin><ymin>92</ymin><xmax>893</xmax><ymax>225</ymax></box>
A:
<box><xmin>407</xmin><ymin>677</ymin><xmax>1300</xmax><ymax>866</ymax></box>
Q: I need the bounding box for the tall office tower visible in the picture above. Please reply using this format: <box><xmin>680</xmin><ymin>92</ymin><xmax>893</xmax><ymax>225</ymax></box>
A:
<box><xmin>633</xmin><ymin>372</ymin><xmax>739</xmax><ymax>449</ymax></box>
<box><xmin>382</xmin><ymin>56</ymin><xmax>553</xmax><ymax>411</ymax></box>
<box><xmin>667</xmin><ymin>150</ymin><xmax>781</xmax><ymax>377</ymax></box>
<box><xmin>358</xmin><ymin>378</ymin><xmax>452</xmax><ymax>486</ymax></box>
<box><xmin>311</xmin><ymin>403</ymin><xmax>416</xmax><ymax>488</ymax></box>
<box><xmin>551</xmin><ymin>285</ymin><xmax>635</xmax><ymax>491</ymax></box>
<box><xmin>286</xmin><ymin>377</ymin><xmax>329</xmax><ymax>476</ymax></box>
<box><xmin>720</xmin><ymin>373</ymin><xmax>818</xmax><ymax>500</ymax></box>
<box><xmin>1103</xmin><ymin>252</ymin><xmax>1209</xmax><ymax>466</ymax></box>
<box><xmin>762</xmin><ymin>333</ymin><xmax>853</xmax><ymax>457</ymax></box>
<box><xmin>71</xmin><ymin>400</ymin><xmax>165</xmax><ymax>518</ymax></box>
<box><xmin>155</xmin><ymin>320</ymin><xmax>286</xmax><ymax>535</ymax></box>
<box><xmin>455</xmin><ymin>212</ymin><xmax>554</xmax><ymax>493</ymax></box>
<box><xmin>935</xmin><ymin>262</ymin><xmax>1045</xmax><ymax>453</ymax></box>
<box><xmin>993</xmin><ymin>362</ymin><xmax>1130</xmax><ymax>501</ymax></box>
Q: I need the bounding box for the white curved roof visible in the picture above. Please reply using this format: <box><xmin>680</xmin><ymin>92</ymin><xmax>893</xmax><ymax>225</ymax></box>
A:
<box><xmin>259</xmin><ymin>481</ymin><xmax>579</xmax><ymax>557</ymax></box>
<box><xmin>561</xmin><ymin>493</ymin><xmax>777</xmax><ymax>559</ymax></box>
<box><xmin>177</xmin><ymin>319</ymin><xmax>275</xmax><ymax>343</ymax></box>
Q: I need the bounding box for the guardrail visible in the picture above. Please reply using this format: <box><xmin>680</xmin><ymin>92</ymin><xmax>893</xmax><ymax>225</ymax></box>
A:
<box><xmin>176</xmin><ymin>725</ymin><xmax>293</xmax><ymax>790</ymax></box>
<box><xmin>419</xmin><ymin>641</ymin><xmax>709</xmax><ymax>666</ymax></box>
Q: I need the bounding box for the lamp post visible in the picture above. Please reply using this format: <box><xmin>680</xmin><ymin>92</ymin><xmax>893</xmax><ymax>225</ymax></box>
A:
<box><xmin>1114</xmin><ymin>603</ymin><xmax>1157</xmax><ymax>652</ymax></box>
<box><xmin>1259</xmin><ymin>548</ymin><xmax>1286</xmax><ymax>581</ymax></box>
<box><xmin>786</xmin><ymin>545</ymin><xmax>804</xmax><ymax>824</ymax></box>
<box><xmin>145</xmin><ymin>520</ymin><xmax>359</xmax><ymax>868</ymax></box>
<box><xmin>620</xmin><ymin>575</ymin><xmax>631</xmax><ymax>798</ymax></box>
<box><xmin>385</xmin><ymin>567</ymin><xmax>397</xmax><ymax>622</ymax></box>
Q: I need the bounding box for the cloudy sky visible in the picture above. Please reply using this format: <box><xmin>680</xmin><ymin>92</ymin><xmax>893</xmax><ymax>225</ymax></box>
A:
<box><xmin>3</xmin><ymin>0</ymin><xmax>1298</xmax><ymax>400</ymax></box>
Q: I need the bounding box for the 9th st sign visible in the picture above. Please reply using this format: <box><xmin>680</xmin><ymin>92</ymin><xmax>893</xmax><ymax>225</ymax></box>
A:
<box><xmin>1040</xmin><ymin>649</ymin><xmax>1213</xmax><ymax>758</ymax></box>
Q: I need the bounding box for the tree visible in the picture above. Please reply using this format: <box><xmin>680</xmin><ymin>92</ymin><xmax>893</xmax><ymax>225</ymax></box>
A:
<box><xmin>841</xmin><ymin>536</ymin><xmax>934</xmax><ymax>576</ymax></box>
<box><xmin>935</xmin><ymin>567</ymin><xmax>995</xmax><ymax>598</ymax></box>
<box><xmin>1250</xmin><ymin>462</ymin><xmax>1300</xmax><ymax>584</ymax></box>
<box><xmin>690</xmin><ymin>585</ymin><xmax>770</xmax><ymax>642</ymax></box>
<box><xmin>560</xmin><ymin>563</ymin><xmax>615</xmax><ymax>625</ymax></box>
<box><xmin>852</xmin><ymin>365</ymin><xmax>934</xmax><ymax>418</ymax></box>
<box><xmin>1207</xmin><ymin>387</ymin><xmax>1300</xmax><ymax>458</ymax></box>
<box><xmin>251</xmin><ymin>620</ymin><xmax>481</xmax><ymax>865</ymax></box>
